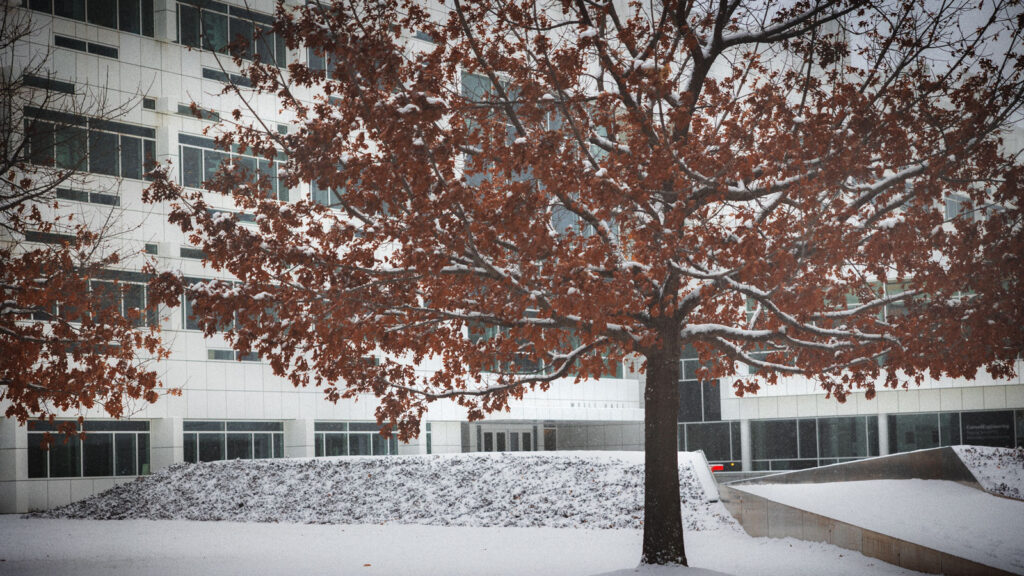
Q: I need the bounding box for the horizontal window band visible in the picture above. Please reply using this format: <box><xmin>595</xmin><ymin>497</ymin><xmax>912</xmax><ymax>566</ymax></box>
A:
<box><xmin>27</xmin><ymin>420</ymin><xmax>149</xmax><ymax>432</ymax></box>
<box><xmin>176</xmin><ymin>0</ymin><xmax>228</xmax><ymax>13</ymax></box>
<box><xmin>178</xmin><ymin>133</ymin><xmax>218</xmax><ymax>149</ymax></box>
<box><xmin>55</xmin><ymin>35</ymin><xmax>119</xmax><ymax>59</ymax></box>
<box><xmin>25</xmin><ymin>107</ymin><xmax>156</xmax><ymax>138</ymax></box>
<box><xmin>183</xmin><ymin>421</ymin><xmax>225</xmax><ymax>432</ymax></box>
<box><xmin>23</xmin><ymin>75</ymin><xmax>75</xmax><ymax>94</ymax></box>
<box><xmin>24</xmin><ymin>230</ymin><xmax>76</xmax><ymax>244</ymax></box>
<box><xmin>90</xmin><ymin>118</ymin><xmax>155</xmax><ymax>139</ymax></box>
<box><xmin>53</xmin><ymin>35</ymin><xmax>87</xmax><ymax>51</ymax></box>
<box><xmin>177</xmin><ymin>103</ymin><xmax>220</xmax><ymax>121</ymax></box>
<box><xmin>227</xmin><ymin>5</ymin><xmax>274</xmax><ymax>25</ymax></box>
<box><xmin>56</xmin><ymin>188</ymin><xmax>89</xmax><ymax>202</ymax></box>
<box><xmin>208</xmin><ymin>208</ymin><xmax>256</xmax><ymax>223</ymax></box>
<box><xmin>93</xmin><ymin>269</ymin><xmax>151</xmax><ymax>283</ymax></box>
<box><xmin>180</xmin><ymin>247</ymin><xmax>207</xmax><ymax>259</ymax></box>
<box><xmin>202</xmin><ymin>67</ymin><xmax>252</xmax><ymax>88</ymax></box>
<box><xmin>55</xmin><ymin>188</ymin><xmax>121</xmax><ymax>206</ymax></box>
<box><xmin>87</xmin><ymin>43</ymin><xmax>119</xmax><ymax>59</ymax></box>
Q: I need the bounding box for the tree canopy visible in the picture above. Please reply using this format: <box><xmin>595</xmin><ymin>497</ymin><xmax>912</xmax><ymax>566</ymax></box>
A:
<box><xmin>147</xmin><ymin>0</ymin><xmax>1024</xmax><ymax>564</ymax></box>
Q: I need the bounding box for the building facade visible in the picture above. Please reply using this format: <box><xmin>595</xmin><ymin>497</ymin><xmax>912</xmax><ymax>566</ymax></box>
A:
<box><xmin>1</xmin><ymin>0</ymin><xmax>1022</xmax><ymax>514</ymax></box>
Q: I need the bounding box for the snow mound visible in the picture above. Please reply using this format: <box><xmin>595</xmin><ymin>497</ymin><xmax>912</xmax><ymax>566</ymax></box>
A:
<box><xmin>34</xmin><ymin>452</ymin><xmax>729</xmax><ymax>531</ymax></box>
<box><xmin>954</xmin><ymin>445</ymin><xmax>1024</xmax><ymax>500</ymax></box>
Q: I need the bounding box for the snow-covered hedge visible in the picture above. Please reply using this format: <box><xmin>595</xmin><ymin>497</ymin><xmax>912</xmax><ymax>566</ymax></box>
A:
<box><xmin>35</xmin><ymin>452</ymin><xmax>729</xmax><ymax>531</ymax></box>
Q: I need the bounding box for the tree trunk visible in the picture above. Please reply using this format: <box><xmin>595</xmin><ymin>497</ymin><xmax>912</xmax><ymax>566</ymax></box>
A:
<box><xmin>640</xmin><ymin>340</ymin><xmax>687</xmax><ymax>565</ymax></box>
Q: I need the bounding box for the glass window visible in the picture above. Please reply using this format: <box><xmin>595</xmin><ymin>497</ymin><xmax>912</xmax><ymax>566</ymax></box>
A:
<box><xmin>141</xmin><ymin>0</ymin><xmax>153</xmax><ymax>36</ymax></box>
<box><xmin>203</xmin><ymin>149</ymin><xmax>226</xmax><ymax>183</ymax></box>
<box><xmin>184</xmin><ymin>294</ymin><xmax>200</xmax><ymax>330</ymax></box>
<box><xmin>250</xmin><ymin>430</ymin><xmax>274</xmax><ymax>457</ymax></box>
<box><xmin>88</xmin><ymin>130</ymin><xmax>120</xmax><ymax>176</ymax></box>
<box><xmin>118</xmin><ymin>0</ymin><xmax>141</xmax><ymax>33</ymax></box>
<box><xmin>30</xmin><ymin>0</ymin><xmax>52</xmax><ymax>12</ymax></box>
<box><xmin>184</xmin><ymin>421</ymin><xmax>225</xmax><ymax>432</ymax></box>
<box><xmin>273</xmin><ymin>434</ymin><xmax>283</xmax><ymax>458</ymax></box>
<box><xmin>751</xmin><ymin>419</ymin><xmax>798</xmax><ymax>460</ymax></box>
<box><xmin>87</xmin><ymin>0</ymin><xmax>117</xmax><ymax>28</ymax></box>
<box><xmin>685</xmin><ymin>421</ymin><xmax>732</xmax><ymax>462</ymax></box>
<box><xmin>544</xmin><ymin>427</ymin><xmax>556</xmax><ymax>451</ymax></box>
<box><xmin>54</xmin><ymin>0</ymin><xmax>85</xmax><ymax>20</ymax></box>
<box><xmin>181</xmin><ymin>146</ymin><xmax>202</xmax><ymax>188</ymax></box>
<box><xmin>183</xmin><ymin>433</ymin><xmax>197</xmax><ymax>463</ymax></box>
<box><xmin>144</xmin><ymin>139</ymin><xmax>156</xmax><ymax>177</ymax></box>
<box><xmin>138</xmin><ymin>434</ymin><xmax>150</xmax><ymax>475</ymax></box>
<box><xmin>795</xmin><ymin>419</ymin><xmax>816</xmax><ymax>459</ymax></box>
<box><xmin>307</xmin><ymin>47</ymin><xmax>326</xmax><ymax>71</ymax></box>
<box><xmin>496</xmin><ymin>433</ymin><xmax>506</xmax><ymax>451</ymax></box>
<box><xmin>945</xmin><ymin>194</ymin><xmax>972</xmax><ymax>221</ymax></box>
<box><xmin>49</xmin><ymin>437</ymin><xmax>81</xmax><ymax>478</ymax></box>
<box><xmin>818</xmin><ymin>416</ymin><xmax>869</xmax><ymax>458</ymax></box>
<box><xmin>201</xmin><ymin>10</ymin><xmax>229</xmax><ymax>52</ymax></box>
<box><xmin>350</xmin><ymin>434</ymin><xmax>371</xmax><ymax>455</ymax></box>
<box><xmin>27</xmin><ymin>121</ymin><xmax>56</xmax><ymax>166</ymax></box>
<box><xmin>227</xmin><ymin>421</ymin><xmax>282</xmax><ymax>432</ymax></box>
<box><xmin>123</xmin><ymin>283</ymin><xmax>147</xmax><ymax>327</ymax></box>
<box><xmin>322</xmin><ymin>433</ymin><xmax>348</xmax><ymax>456</ymax></box>
<box><xmin>236</xmin><ymin>155</ymin><xmax>257</xmax><ymax>180</ymax></box>
<box><xmin>120</xmin><ymin>135</ymin><xmax>142</xmax><ymax>179</ymax></box>
<box><xmin>702</xmin><ymin>380</ymin><xmax>721</xmax><ymax>421</ymax></box>
<box><xmin>961</xmin><ymin>411</ymin><xmax>1014</xmax><ymax>448</ymax></box>
<box><xmin>28</xmin><ymin>437</ymin><xmax>48</xmax><ymax>478</ymax></box>
<box><xmin>115</xmin><ymin>433</ymin><xmax>137</xmax><ymax>476</ymax></box>
<box><xmin>1016</xmin><ymin>410</ymin><xmax>1024</xmax><ymax>449</ymax></box>
<box><xmin>372</xmin><ymin>434</ymin><xmax>389</xmax><ymax>455</ymax></box>
<box><xmin>229</xmin><ymin>17</ymin><xmax>253</xmax><ymax>58</ymax></box>
<box><xmin>678</xmin><ymin>381</ymin><xmax>702</xmax><ymax>423</ymax></box>
<box><xmin>55</xmin><ymin>126</ymin><xmax>87</xmax><ymax>170</ymax></box>
<box><xmin>256</xmin><ymin>24</ymin><xmax>281</xmax><ymax>64</ymax></box>
<box><xmin>90</xmin><ymin>280</ymin><xmax>121</xmax><ymax>317</ymax></box>
<box><xmin>198</xmin><ymin>433</ymin><xmax>224</xmax><ymax>461</ymax></box>
<box><xmin>179</xmin><ymin>4</ymin><xmax>200</xmax><ymax>46</ymax></box>
<box><xmin>770</xmin><ymin>459</ymin><xmax>818</xmax><ymax>471</ymax></box>
<box><xmin>226</xmin><ymin>433</ymin><xmax>252</xmax><ymax>459</ymax></box>
<box><xmin>522</xmin><ymin>432</ymin><xmax>531</xmax><ymax>452</ymax></box>
<box><xmin>258</xmin><ymin>159</ymin><xmax>279</xmax><ymax>199</ymax></box>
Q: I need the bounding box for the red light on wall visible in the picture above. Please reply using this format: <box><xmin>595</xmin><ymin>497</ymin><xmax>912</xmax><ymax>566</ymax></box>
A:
<box><xmin>710</xmin><ymin>465</ymin><xmax>724</xmax><ymax>472</ymax></box>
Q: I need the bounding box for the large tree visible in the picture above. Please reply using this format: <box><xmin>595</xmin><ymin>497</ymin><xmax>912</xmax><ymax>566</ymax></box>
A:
<box><xmin>1</xmin><ymin>4</ymin><xmax>174</xmax><ymax>437</ymax></box>
<box><xmin>148</xmin><ymin>0</ymin><xmax>1024</xmax><ymax>565</ymax></box>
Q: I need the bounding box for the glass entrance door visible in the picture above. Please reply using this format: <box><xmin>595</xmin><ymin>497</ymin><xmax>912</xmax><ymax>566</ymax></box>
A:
<box><xmin>482</xmin><ymin>429</ymin><xmax>533</xmax><ymax>452</ymax></box>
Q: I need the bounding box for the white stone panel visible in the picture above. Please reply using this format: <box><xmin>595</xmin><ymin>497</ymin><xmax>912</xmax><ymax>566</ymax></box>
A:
<box><xmin>962</xmin><ymin>387</ymin><xmax>985</xmax><ymax>411</ymax></box>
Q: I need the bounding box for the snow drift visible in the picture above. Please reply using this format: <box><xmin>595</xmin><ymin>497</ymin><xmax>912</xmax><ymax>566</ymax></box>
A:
<box><xmin>34</xmin><ymin>451</ymin><xmax>729</xmax><ymax>531</ymax></box>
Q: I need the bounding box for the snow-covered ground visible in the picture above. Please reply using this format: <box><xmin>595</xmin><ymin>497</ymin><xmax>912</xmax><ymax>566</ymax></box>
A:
<box><xmin>8</xmin><ymin>450</ymin><xmax>1014</xmax><ymax>575</ymax></box>
<box><xmin>739</xmin><ymin>479</ymin><xmax>1024</xmax><ymax>574</ymax></box>
<box><xmin>954</xmin><ymin>445</ymin><xmax>1024</xmax><ymax>500</ymax></box>
<box><xmin>0</xmin><ymin>517</ymin><xmax>928</xmax><ymax>576</ymax></box>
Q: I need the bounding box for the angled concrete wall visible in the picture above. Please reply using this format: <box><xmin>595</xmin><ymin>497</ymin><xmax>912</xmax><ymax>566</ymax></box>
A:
<box><xmin>720</xmin><ymin>484</ymin><xmax>1017</xmax><ymax>576</ymax></box>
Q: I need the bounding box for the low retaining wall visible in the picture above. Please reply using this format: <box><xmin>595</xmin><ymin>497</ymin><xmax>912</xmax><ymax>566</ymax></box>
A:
<box><xmin>719</xmin><ymin>447</ymin><xmax>1016</xmax><ymax>576</ymax></box>
<box><xmin>720</xmin><ymin>484</ymin><xmax>1016</xmax><ymax>576</ymax></box>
